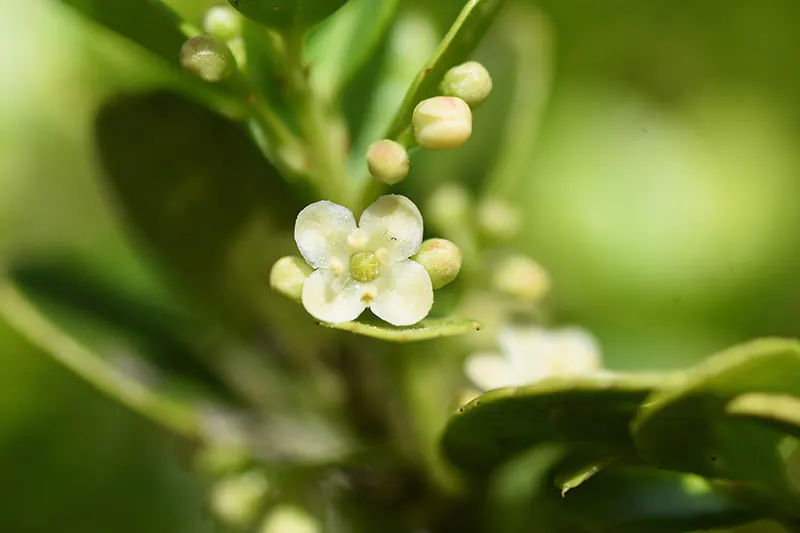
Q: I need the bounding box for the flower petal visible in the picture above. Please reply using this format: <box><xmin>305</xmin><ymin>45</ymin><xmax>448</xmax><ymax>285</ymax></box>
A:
<box><xmin>369</xmin><ymin>260</ymin><xmax>433</xmax><ymax>326</ymax></box>
<box><xmin>295</xmin><ymin>201</ymin><xmax>356</xmax><ymax>269</ymax></box>
<box><xmin>359</xmin><ymin>195</ymin><xmax>423</xmax><ymax>261</ymax></box>
<box><xmin>301</xmin><ymin>269</ymin><xmax>367</xmax><ymax>324</ymax></box>
<box><xmin>464</xmin><ymin>353</ymin><xmax>516</xmax><ymax>391</ymax></box>
<box><xmin>551</xmin><ymin>328</ymin><xmax>603</xmax><ymax>374</ymax></box>
<box><xmin>497</xmin><ymin>326</ymin><xmax>555</xmax><ymax>381</ymax></box>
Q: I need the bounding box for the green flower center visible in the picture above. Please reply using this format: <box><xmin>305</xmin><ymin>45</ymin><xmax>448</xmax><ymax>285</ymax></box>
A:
<box><xmin>350</xmin><ymin>252</ymin><xmax>380</xmax><ymax>283</ymax></box>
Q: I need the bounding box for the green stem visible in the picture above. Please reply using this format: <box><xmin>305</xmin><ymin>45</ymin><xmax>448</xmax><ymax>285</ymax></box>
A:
<box><xmin>284</xmin><ymin>32</ymin><xmax>351</xmax><ymax>206</ymax></box>
<box><xmin>0</xmin><ymin>280</ymin><xmax>200</xmax><ymax>441</ymax></box>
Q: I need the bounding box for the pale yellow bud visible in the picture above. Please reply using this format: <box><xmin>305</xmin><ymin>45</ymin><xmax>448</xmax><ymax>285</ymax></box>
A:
<box><xmin>180</xmin><ymin>35</ymin><xmax>235</xmax><ymax>82</ymax></box>
<box><xmin>203</xmin><ymin>4</ymin><xmax>243</xmax><ymax>41</ymax></box>
<box><xmin>440</xmin><ymin>61</ymin><xmax>493</xmax><ymax>108</ymax></box>
<box><xmin>366</xmin><ymin>140</ymin><xmax>409</xmax><ymax>185</ymax></box>
<box><xmin>477</xmin><ymin>197</ymin><xmax>522</xmax><ymax>241</ymax></box>
<box><xmin>270</xmin><ymin>256</ymin><xmax>312</xmax><ymax>301</ymax></box>
<box><xmin>492</xmin><ymin>255</ymin><xmax>550</xmax><ymax>301</ymax></box>
<box><xmin>209</xmin><ymin>472</ymin><xmax>270</xmax><ymax>528</ymax></box>
<box><xmin>412</xmin><ymin>96</ymin><xmax>472</xmax><ymax>150</ymax></box>
<box><xmin>412</xmin><ymin>239</ymin><xmax>462</xmax><ymax>289</ymax></box>
<box><xmin>260</xmin><ymin>505</ymin><xmax>321</xmax><ymax>533</ymax></box>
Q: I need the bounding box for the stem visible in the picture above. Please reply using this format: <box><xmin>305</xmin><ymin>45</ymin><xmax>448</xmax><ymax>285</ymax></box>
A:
<box><xmin>0</xmin><ymin>280</ymin><xmax>200</xmax><ymax>441</ymax></box>
<box><xmin>284</xmin><ymin>32</ymin><xmax>351</xmax><ymax>206</ymax></box>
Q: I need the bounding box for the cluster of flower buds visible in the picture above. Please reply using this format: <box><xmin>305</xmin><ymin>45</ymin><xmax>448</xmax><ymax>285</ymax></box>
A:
<box><xmin>366</xmin><ymin>61</ymin><xmax>493</xmax><ymax>185</ymax></box>
<box><xmin>180</xmin><ymin>4</ymin><xmax>245</xmax><ymax>83</ymax></box>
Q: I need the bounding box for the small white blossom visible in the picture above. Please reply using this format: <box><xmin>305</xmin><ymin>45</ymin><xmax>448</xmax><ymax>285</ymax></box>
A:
<box><xmin>294</xmin><ymin>195</ymin><xmax>433</xmax><ymax>326</ymax></box>
<box><xmin>464</xmin><ymin>326</ymin><xmax>603</xmax><ymax>391</ymax></box>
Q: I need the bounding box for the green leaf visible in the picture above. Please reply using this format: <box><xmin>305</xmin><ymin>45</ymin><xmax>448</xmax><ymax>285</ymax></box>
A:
<box><xmin>631</xmin><ymin>338</ymin><xmax>800</xmax><ymax>497</ymax></box>
<box><xmin>558</xmin><ymin>468</ymin><xmax>760</xmax><ymax>532</ymax></box>
<box><xmin>727</xmin><ymin>393</ymin><xmax>800</xmax><ymax>440</ymax></box>
<box><xmin>58</xmin><ymin>0</ymin><xmax>191</xmax><ymax>64</ymax></box>
<box><xmin>385</xmin><ymin>0</ymin><xmax>506</xmax><ymax>139</ymax></box>
<box><xmin>94</xmin><ymin>91</ymin><xmax>305</xmax><ymax>327</ymax></box>
<box><xmin>320</xmin><ymin>314</ymin><xmax>482</xmax><ymax>342</ymax></box>
<box><xmin>0</xmin><ymin>278</ymin><xmax>204</xmax><ymax>440</ymax></box>
<box><xmin>306</xmin><ymin>0</ymin><xmax>399</xmax><ymax>101</ymax></box>
<box><xmin>228</xmin><ymin>0</ymin><xmax>347</xmax><ymax>33</ymax></box>
<box><xmin>441</xmin><ymin>373</ymin><xmax>663</xmax><ymax>476</ymax></box>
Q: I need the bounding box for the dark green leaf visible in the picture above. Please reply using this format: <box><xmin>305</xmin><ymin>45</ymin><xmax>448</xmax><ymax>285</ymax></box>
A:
<box><xmin>727</xmin><ymin>393</ymin><xmax>800</xmax><ymax>440</ymax></box>
<box><xmin>558</xmin><ymin>468</ymin><xmax>760</xmax><ymax>532</ymax></box>
<box><xmin>320</xmin><ymin>314</ymin><xmax>481</xmax><ymax>342</ymax></box>
<box><xmin>95</xmin><ymin>91</ymin><xmax>304</xmax><ymax>328</ymax></box>
<box><xmin>228</xmin><ymin>0</ymin><xmax>347</xmax><ymax>33</ymax></box>
<box><xmin>59</xmin><ymin>0</ymin><xmax>189</xmax><ymax>64</ymax></box>
<box><xmin>441</xmin><ymin>373</ymin><xmax>662</xmax><ymax>476</ymax></box>
<box><xmin>386</xmin><ymin>0</ymin><xmax>506</xmax><ymax>139</ymax></box>
<box><xmin>632</xmin><ymin>338</ymin><xmax>800</xmax><ymax>496</ymax></box>
<box><xmin>306</xmin><ymin>0</ymin><xmax>399</xmax><ymax>101</ymax></box>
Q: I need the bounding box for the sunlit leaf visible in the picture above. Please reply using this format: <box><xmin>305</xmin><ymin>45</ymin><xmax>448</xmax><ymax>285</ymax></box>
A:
<box><xmin>441</xmin><ymin>373</ymin><xmax>663</xmax><ymax>476</ymax></box>
<box><xmin>385</xmin><ymin>0</ymin><xmax>506</xmax><ymax>139</ymax></box>
<box><xmin>320</xmin><ymin>314</ymin><xmax>481</xmax><ymax>342</ymax></box>
<box><xmin>632</xmin><ymin>338</ymin><xmax>800</xmax><ymax>497</ymax></box>
<box><xmin>726</xmin><ymin>393</ymin><xmax>800</xmax><ymax>440</ymax></box>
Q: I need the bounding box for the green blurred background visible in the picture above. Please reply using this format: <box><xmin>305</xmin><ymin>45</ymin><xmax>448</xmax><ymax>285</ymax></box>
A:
<box><xmin>1</xmin><ymin>0</ymin><xmax>798</xmax><ymax>531</ymax></box>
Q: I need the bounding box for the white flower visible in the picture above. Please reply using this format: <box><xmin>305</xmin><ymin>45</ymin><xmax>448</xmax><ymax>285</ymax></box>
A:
<box><xmin>464</xmin><ymin>326</ymin><xmax>603</xmax><ymax>391</ymax></box>
<box><xmin>294</xmin><ymin>195</ymin><xmax>433</xmax><ymax>326</ymax></box>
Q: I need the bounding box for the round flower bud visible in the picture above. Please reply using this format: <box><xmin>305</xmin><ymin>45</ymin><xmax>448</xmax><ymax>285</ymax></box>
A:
<box><xmin>412</xmin><ymin>96</ymin><xmax>472</xmax><ymax>150</ymax></box>
<box><xmin>203</xmin><ymin>4</ymin><xmax>243</xmax><ymax>41</ymax></box>
<box><xmin>270</xmin><ymin>256</ymin><xmax>312</xmax><ymax>301</ymax></box>
<box><xmin>209</xmin><ymin>471</ymin><xmax>270</xmax><ymax>528</ymax></box>
<box><xmin>366</xmin><ymin>140</ymin><xmax>409</xmax><ymax>185</ymax></box>
<box><xmin>260</xmin><ymin>504</ymin><xmax>320</xmax><ymax>533</ymax></box>
<box><xmin>477</xmin><ymin>197</ymin><xmax>522</xmax><ymax>241</ymax></box>
<box><xmin>492</xmin><ymin>254</ymin><xmax>550</xmax><ymax>301</ymax></box>
<box><xmin>180</xmin><ymin>35</ymin><xmax>235</xmax><ymax>82</ymax></box>
<box><xmin>412</xmin><ymin>238</ymin><xmax>462</xmax><ymax>289</ymax></box>
<box><xmin>440</xmin><ymin>61</ymin><xmax>493</xmax><ymax>108</ymax></box>
<box><xmin>426</xmin><ymin>183</ymin><xmax>471</xmax><ymax>231</ymax></box>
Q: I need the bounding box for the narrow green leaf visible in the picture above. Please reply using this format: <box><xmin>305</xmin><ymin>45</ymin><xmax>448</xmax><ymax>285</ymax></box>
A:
<box><xmin>727</xmin><ymin>393</ymin><xmax>800</xmax><ymax>440</ymax></box>
<box><xmin>558</xmin><ymin>454</ymin><xmax>623</xmax><ymax>497</ymax></box>
<box><xmin>320</xmin><ymin>314</ymin><xmax>481</xmax><ymax>342</ymax></box>
<box><xmin>0</xmin><ymin>278</ymin><xmax>202</xmax><ymax>440</ymax></box>
<box><xmin>386</xmin><ymin>0</ymin><xmax>506</xmax><ymax>139</ymax></box>
<box><xmin>441</xmin><ymin>373</ymin><xmax>663</xmax><ymax>476</ymax></box>
<box><xmin>58</xmin><ymin>0</ymin><xmax>193</xmax><ymax>64</ymax></box>
<box><xmin>94</xmin><ymin>91</ymin><xmax>305</xmax><ymax>327</ymax></box>
<box><xmin>228</xmin><ymin>0</ymin><xmax>347</xmax><ymax>33</ymax></box>
<box><xmin>306</xmin><ymin>0</ymin><xmax>400</xmax><ymax>101</ymax></box>
<box><xmin>632</xmin><ymin>338</ymin><xmax>800</xmax><ymax>499</ymax></box>
<box><xmin>558</xmin><ymin>468</ymin><xmax>760</xmax><ymax>532</ymax></box>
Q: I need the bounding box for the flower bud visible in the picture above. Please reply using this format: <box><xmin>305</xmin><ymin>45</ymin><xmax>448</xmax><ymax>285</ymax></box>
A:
<box><xmin>270</xmin><ymin>256</ymin><xmax>312</xmax><ymax>301</ymax></box>
<box><xmin>477</xmin><ymin>197</ymin><xmax>522</xmax><ymax>241</ymax></box>
<box><xmin>194</xmin><ymin>443</ymin><xmax>250</xmax><ymax>476</ymax></box>
<box><xmin>366</xmin><ymin>140</ymin><xmax>410</xmax><ymax>185</ymax></box>
<box><xmin>180</xmin><ymin>35</ymin><xmax>235</xmax><ymax>82</ymax></box>
<box><xmin>492</xmin><ymin>254</ymin><xmax>550</xmax><ymax>301</ymax></box>
<box><xmin>412</xmin><ymin>239</ymin><xmax>462</xmax><ymax>289</ymax></box>
<box><xmin>426</xmin><ymin>182</ymin><xmax>471</xmax><ymax>232</ymax></box>
<box><xmin>209</xmin><ymin>471</ymin><xmax>270</xmax><ymax>528</ymax></box>
<box><xmin>412</xmin><ymin>96</ymin><xmax>472</xmax><ymax>150</ymax></box>
<box><xmin>440</xmin><ymin>61</ymin><xmax>493</xmax><ymax>108</ymax></box>
<box><xmin>260</xmin><ymin>504</ymin><xmax>321</xmax><ymax>533</ymax></box>
<box><xmin>203</xmin><ymin>4</ymin><xmax>243</xmax><ymax>41</ymax></box>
